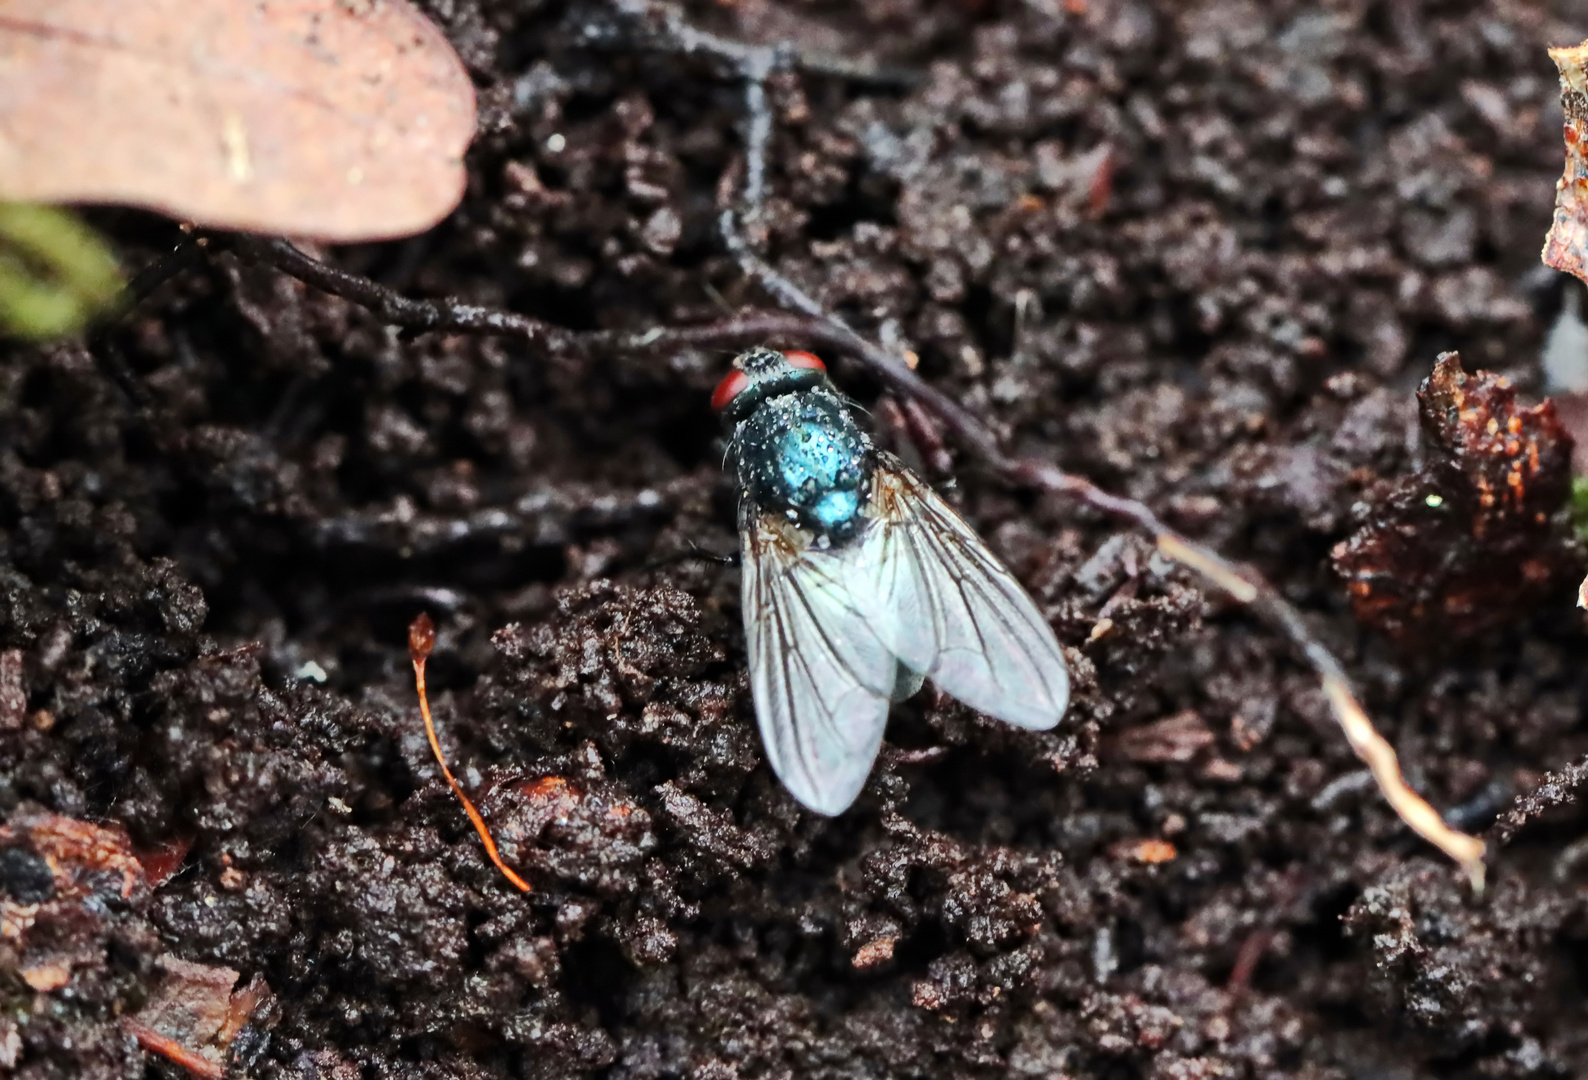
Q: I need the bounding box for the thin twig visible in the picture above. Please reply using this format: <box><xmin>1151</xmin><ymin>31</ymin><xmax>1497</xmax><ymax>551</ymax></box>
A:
<box><xmin>740</xmin><ymin>61</ymin><xmax>775</xmax><ymax>219</ymax></box>
<box><xmin>574</xmin><ymin>0</ymin><xmax>914</xmax><ymax>223</ymax></box>
<box><xmin>578</xmin><ymin>0</ymin><xmax>919</xmax><ymax>89</ymax></box>
<box><xmin>89</xmin><ymin>234</ymin><xmax>217</xmax><ymax>410</ymax></box>
<box><xmin>229</xmin><ymin>236</ymin><xmax>567</xmax><ymax>347</ymax></box>
<box><xmin>308</xmin><ymin>486</ymin><xmax>668</xmax><ymax>554</ymax></box>
<box><xmin>1490</xmin><ymin>754</ymin><xmax>1588</xmax><ymax>847</ymax></box>
<box><xmin>111</xmin><ymin>232</ymin><xmax>215</xmax><ymax>318</ymax></box>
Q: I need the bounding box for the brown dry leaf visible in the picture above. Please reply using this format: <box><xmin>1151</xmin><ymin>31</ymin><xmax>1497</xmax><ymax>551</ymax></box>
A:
<box><xmin>1545</xmin><ymin>42</ymin><xmax>1588</xmax><ymax>282</ymax></box>
<box><xmin>0</xmin><ymin>0</ymin><xmax>475</xmax><ymax>242</ymax></box>
<box><xmin>1332</xmin><ymin>353</ymin><xmax>1575</xmax><ymax>645</ymax></box>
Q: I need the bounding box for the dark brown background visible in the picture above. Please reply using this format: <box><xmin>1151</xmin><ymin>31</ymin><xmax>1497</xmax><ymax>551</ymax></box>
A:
<box><xmin>4</xmin><ymin>1</ymin><xmax>1588</xmax><ymax>1077</ymax></box>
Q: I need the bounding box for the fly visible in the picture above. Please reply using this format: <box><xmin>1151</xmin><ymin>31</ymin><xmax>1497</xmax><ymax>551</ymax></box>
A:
<box><xmin>715</xmin><ymin>346</ymin><xmax>1071</xmax><ymax>814</ymax></box>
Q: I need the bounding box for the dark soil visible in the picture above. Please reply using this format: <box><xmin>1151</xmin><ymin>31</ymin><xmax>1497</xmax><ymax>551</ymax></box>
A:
<box><xmin>5</xmin><ymin>1</ymin><xmax>1588</xmax><ymax>1078</ymax></box>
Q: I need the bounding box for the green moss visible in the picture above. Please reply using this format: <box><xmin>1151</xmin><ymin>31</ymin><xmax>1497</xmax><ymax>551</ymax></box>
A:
<box><xmin>1575</xmin><ymin>475</ymin><xmax>1588</xmax><ymax>538</ymax></box>
<box><xmin>0</xmin><ymin>204</ymin><xmax>122</xmax><ymax>340</ymax></box>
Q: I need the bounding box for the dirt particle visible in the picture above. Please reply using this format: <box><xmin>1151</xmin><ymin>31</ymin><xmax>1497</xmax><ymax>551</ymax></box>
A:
<box><xmin>0</xmin><ymin>845</ymin><xmax>54</xmax><ymax>903</ymax></box>
<box><xmin>0</xmin><ymin>650</ymin><xmax>24</xmax><ymax>730</ymax></box>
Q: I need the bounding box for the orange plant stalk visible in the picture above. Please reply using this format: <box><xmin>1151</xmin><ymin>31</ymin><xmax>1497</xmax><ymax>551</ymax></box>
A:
<box><xmin>409</xmin><ymin>613</ymin><xmax>530</xmax><ymax>892</ymax></box>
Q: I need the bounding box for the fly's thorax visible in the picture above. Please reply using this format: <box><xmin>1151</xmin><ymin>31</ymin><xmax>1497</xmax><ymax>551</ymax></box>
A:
<box><xmin>730</xmin><ymin>386</ymin><xmax>874</xmax><ymax>544</ymax></box>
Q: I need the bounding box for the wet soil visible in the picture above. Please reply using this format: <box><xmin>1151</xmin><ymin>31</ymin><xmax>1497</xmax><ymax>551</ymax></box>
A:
<box><xmin>5</xmin><ymin>1</ymin><xmax>1588</xmax><ymax>1078</ymax></box>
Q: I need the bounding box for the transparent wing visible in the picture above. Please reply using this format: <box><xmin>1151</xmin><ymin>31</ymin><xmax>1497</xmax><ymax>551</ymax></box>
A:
<box><xmin>857</xmin><ymin>456</ymin><xmax>1070</xmax><ymax>730</ymax></box>
<box><xmin>740</xmin><ymin>508</ymin><xmax>899</xmax><ymax>815</ymax></box>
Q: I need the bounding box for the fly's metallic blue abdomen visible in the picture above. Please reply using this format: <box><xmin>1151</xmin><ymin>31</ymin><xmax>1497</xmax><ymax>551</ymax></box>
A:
<box><xmin>732</xmin><ymin>387</ymin><xmax>872</xmax><ymax>543</ymax></box>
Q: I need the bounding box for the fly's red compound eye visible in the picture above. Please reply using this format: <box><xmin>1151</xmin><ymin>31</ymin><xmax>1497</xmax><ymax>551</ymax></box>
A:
<box><xmin>783</xmin><ymin>350</ymin><xmax>826</xmax><ymax>372</ymax></box>
<box><xmin>712</xmin><ymin>369</ymin><xmax>751</xmax><ymax>411</ymax></box>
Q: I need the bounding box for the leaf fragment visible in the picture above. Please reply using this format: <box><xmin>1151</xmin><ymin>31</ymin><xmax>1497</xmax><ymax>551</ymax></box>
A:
<box><xmin>0</xmin><ymin>203</ymin><xmax>121</xmax><ymax>339</ymax></box>
<box><xmin>1332</xmin><ymin>353</ymin><xmax>1575</xmax><ymax>645</ymax></box>
<box><xmin>1545</xmin><ymin>42</ymin><xmax>1588</xmax><ymax>283</ymax></box>
<box><xmin>0</xmin><ymin>0</ymin><xmax>476</xmax><ymax>241</ymax></box>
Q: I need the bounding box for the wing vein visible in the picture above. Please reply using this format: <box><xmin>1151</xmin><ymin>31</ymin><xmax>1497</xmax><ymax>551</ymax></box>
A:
<box><xmin>849</xmin><ymin>459</ymin><xmax>1071</xmax><ymax>730</ymax></box>
<box><xmin>740</xmin><ymin>511</ymin><xmax>896</xmax><ymax>814</ymax></box>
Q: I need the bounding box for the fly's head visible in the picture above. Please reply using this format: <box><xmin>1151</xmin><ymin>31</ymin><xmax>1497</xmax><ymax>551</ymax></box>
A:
<box><xmin>712</xmin><ymin>347</ymin><xmax>830</xmax><ymax>427</ymax></box>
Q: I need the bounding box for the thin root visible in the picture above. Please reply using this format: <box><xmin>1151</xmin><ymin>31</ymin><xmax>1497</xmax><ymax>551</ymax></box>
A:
<box><xmin>409</xmin><ymin>613</ymin><xmax>531</xmax><ymax>893</ymax></box>
<box><xmin>1323</xmin><ymin>677</ymin><xmax>1484</xmax><ymax>892</ymax></box>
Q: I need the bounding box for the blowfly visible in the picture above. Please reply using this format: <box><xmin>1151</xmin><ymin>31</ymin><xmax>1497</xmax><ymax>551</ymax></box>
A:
<box><xmin>715</xmin><ymin>347</ymin><xmax>1071</xmax><ymax>814</ymax></box>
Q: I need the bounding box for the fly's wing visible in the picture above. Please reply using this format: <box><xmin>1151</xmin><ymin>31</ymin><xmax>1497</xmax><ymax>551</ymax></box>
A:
<box><xmin>740</xmin><ymin>508</ymin><xmax>899</xmax><ymax>815</ymax></box>
<box><xmin>857</xmin><ymin>456</ymin><xmax>1070</xmax><ymax>730</ymax></box>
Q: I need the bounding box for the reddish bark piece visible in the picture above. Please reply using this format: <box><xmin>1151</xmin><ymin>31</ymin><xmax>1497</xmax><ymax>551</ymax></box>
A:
<box><xmin>0</xmin><ymin>0</ymin><xmax>476</xmax><ymax>242</ymax></box>
<box><xmin>11</xmin><ymin>808</ymin><xmax>144</xmax><ymax>898</ymax></box>
<box><xmin>125</xmin><ymin>955</ymin><xmax>275</xmax><ymax>1080</ymax></box>
<box><xmin>1332</xmin><ymin>353</ymin><xmax>1575</xmax><ymax>644</ymax></box>
<box><xmin>1545</xmin><ymin>43</ymin><xmax>1588</xmax><ymax>283</ymax></box>
<box><xmin>134</xmin><ymin>835</ymin><xmax>194</xmax><ymax>890</ymax></box>
<box><xmin>2</xmin><ymin>807</ymin><xmax>158</xmax><ymax>1002</ymax></box>
<box><xmin>143</xmin><ymin>957</ymin><xmax>239</xmax><ymax>1045</ymax></box>
<box><xmin>218</xmin><ymin>973</ymin><xmax>272</xmax><ymax>1048</ymax></box>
